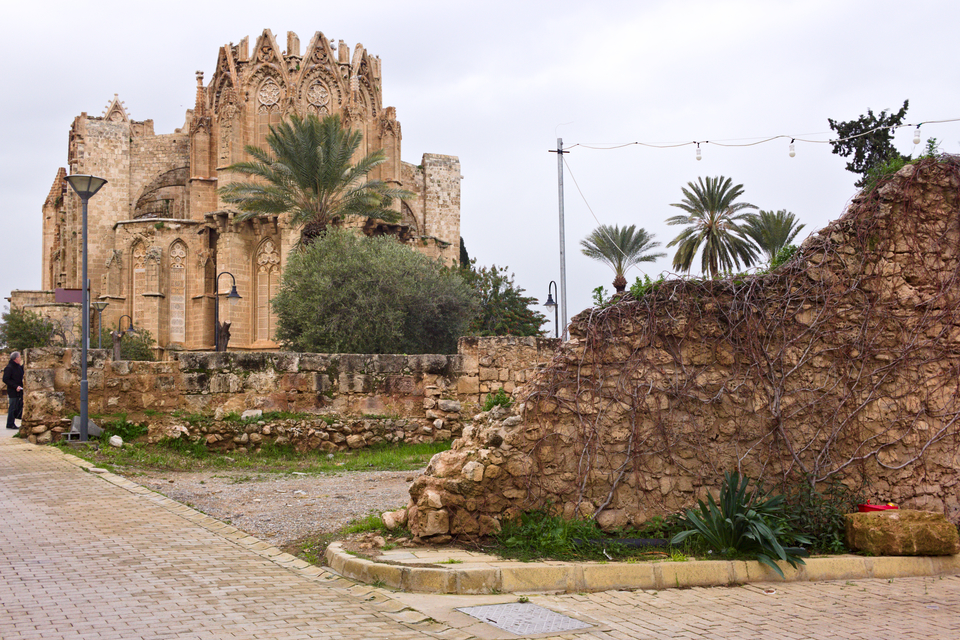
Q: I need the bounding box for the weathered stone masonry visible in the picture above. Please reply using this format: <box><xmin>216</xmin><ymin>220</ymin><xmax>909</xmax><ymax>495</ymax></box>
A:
<box><xmin>20</xmin><ymin>336</ymin><xmax>560</xmax><ymax>451</ymax></box>
<box><xmin>406</xmin><ymin>159</ymin><xmax>960</xmax><ymax>540</ymax></box>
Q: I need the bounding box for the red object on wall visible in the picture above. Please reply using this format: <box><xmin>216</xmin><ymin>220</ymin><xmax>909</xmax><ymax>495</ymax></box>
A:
<box><xmin>857</xmin><ymin>502</ymin><xmax>899</xmax><ymax>512</ymax></box>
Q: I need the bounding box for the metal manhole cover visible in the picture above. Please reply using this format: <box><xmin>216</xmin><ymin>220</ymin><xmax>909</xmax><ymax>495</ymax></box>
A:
<box><xmin>457</xmin><ymin>602</ymin><xmax>592</xmax><ymax>635</ymax></box>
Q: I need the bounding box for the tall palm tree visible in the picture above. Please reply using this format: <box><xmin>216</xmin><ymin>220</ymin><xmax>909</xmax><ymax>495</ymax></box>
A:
<box><xmin>219</xmin><ymin>114</ymin><xmax>409</xmax><ymax>244</ymax></box>
<box><xmin>666</xmin><ymin>176</ymin><xmax>759</xmax><ymax>277</ymax></box>
<box><xmin>740</xmin><ymin>209</ymin><xmax>806</xmax><ymax>263</ymax></box>
<box><xmin>580</xmin><ymin>224</ymin><xmax>666</xmax><ymax>293</ymax></box>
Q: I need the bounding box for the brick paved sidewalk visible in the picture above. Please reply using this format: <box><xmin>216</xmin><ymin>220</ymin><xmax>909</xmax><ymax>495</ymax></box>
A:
<box><xmin>3</xmin><ymin>437</ymin><xmax>959</xmax><ymax>640</ymax></box>
<box><xmin>0</xmin><ymin>439</ymin><xmax>453</xmax><ymax>640</ymax></box>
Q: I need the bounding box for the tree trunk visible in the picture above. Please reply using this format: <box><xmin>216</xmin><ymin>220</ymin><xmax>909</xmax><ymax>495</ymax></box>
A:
<box><xmin>216</xmin><ymin>321</ymin><xmax>231</xmax><ymax>352</ymax></box>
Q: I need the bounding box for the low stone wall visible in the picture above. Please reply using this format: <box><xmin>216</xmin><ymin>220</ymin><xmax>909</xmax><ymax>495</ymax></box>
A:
<box><xmin>150</xmin><ymin>413</ymin><xmax>454</xmax><ymax>453</ymax></box>
<box><xmin>19</xmin><ymin>336</ymin><xmax>560</xmax><ymax>446</ymax></box>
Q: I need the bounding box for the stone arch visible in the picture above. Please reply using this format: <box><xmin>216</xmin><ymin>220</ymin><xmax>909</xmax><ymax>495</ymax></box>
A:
<box><xmin>299</xmin><ymin>73</ymin><xmax>336</xmax><ymax>117</ymax></box>
<box><xmin>168</xmin><ymin>240</ymin><xmax>188</xmax><ymax>344</ymax></box>
<box><xmin>254</xmin><ymin>238</ymin><xmax>281</xmax><ymax>343</ymax></box>
<box><xmin>130</xmin><ymin>240</ymin><xmax>146</xmax><ymax>325</ymax></box>
<box><xmin>252</xmin><ymin>74</ymin><xmax>285</xmax><ymax>149</ymax></box>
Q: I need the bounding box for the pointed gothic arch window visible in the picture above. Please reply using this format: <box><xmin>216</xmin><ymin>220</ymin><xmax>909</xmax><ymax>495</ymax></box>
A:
<box><xmin>256</xmin><ymin>78</ymin><xmax>283</xmax><ymax>148</ymax></box>
<box><xmin>131</xmin><ymin>242</ymin><xmax>146</xmax><ymax>324</ymax></box>
<box><xmin>169</xmin><ymin>241</ymin><xmax>188</xmax><ymax>343</ymax></box>
<box><xmin>255</xmin><ymin>239</ymin><xmax>281</xmax><ymax>342</ymax></box>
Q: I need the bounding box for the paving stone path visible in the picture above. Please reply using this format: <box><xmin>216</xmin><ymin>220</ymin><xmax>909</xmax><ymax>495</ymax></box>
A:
<box><xmin>0</xmin><ymin>439</ymin><xmax>448</xmax><ymax>640</ymax></box>
<box><xmin>2</xmin><ymin>437</ymin><xmax>959</xmax><ymax>640</ymax></box>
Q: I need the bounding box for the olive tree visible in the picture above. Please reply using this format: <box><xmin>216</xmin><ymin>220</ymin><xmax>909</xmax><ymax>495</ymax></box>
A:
<box><xmin>272</xmin><ymin>229</ymin><xmax>476</xmax><ymax>354</ymax></box>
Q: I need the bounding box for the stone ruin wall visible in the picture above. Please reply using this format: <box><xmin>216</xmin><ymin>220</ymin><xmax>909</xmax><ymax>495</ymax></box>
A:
<box><xmin>406</xmin><ymin>158</ymin><xmax>960</xmax><ymax>541</ymax></box>
<box><xmin>19</xmin><ymin>336</ymin><xmax>559</xmax><ymax>452</ymax></box>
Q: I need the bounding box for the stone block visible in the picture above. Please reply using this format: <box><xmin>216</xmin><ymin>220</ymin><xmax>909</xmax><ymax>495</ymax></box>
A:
<box><xmin>867</xmin><ymin>556</ymin><xmax>936</xmax><ymax>579</ymax></box>
<box><xmin>457</xmin><ymin>376</ymin><xmax>479</xmax><ymax>395</ymax></box>
<box><xmin>438</xmin><ymin>399</ymin><xmax>461</xmax><ymax>412</ymax></box>
<box><xmin>479</xmin><ymin>367</ymin><xmax>498</xmax><ymax>381</ymax></box>
<box><xmin>582</xmin><ymin>563</ymin><xmax>657</xmax><ymax>591</ymax></box>
<box><xmin>401</xmin><ymin>567</ymin><xmax>456</xmax><ymax>593</ymax></box>
<box><xmin>298</xmin><ymin>353</ymin><xmax>332</xmax><ymax>371</ymax></box>
<box><xmin>268</xmin><ymin>352</ymin><xmax>300</xmax><ymax>372</ymax></box>
<box><xmin>500</xmin><ymin>563</ymin><xmax>581</xmax><ymax>593</ymax></box>
<box><xmin>845</xmin><ymin>510</ymin><xmax>960</xmax><ymax>556</ymax></box>
<box><xmin>339</xmin><ymin>373</ymin><xmax>371</xmax><ymax>394</ymax></box>
<box><xmin>800</xmin><ymin>556</ymin><xmax>868</xmax><ymax>581</ymax></box>
<box><xmin>658</xmin><ymin>560</ymin><xmax>735</xmax><ymax>588</ymax></box>
<box><xmin>455</xmin><ymin>567</ymin><xmax>499</xmax><ymax>594</ymax></box>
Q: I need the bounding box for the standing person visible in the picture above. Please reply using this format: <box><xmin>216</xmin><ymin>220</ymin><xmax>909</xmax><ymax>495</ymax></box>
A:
<box><xmin>4</xmin><ymin>352</ymin><xmax>24</xmax><ymax>430</ymax></box>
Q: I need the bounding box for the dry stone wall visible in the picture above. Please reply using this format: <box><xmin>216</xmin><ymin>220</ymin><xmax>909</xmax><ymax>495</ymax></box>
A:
<box><xmin>407</xmin><ymin>158</ymin><xmax>960</xmax><ymax>541</ymax></box>
<box><xmin>19</xmin><ymin>337</ymin><xmax>559</xmax><ymax>450</ymax></box>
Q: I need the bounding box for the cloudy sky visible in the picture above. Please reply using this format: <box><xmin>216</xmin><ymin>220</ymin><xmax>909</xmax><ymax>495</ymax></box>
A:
<box><xmin>4</xmin><ymin>0</ymin><xmax>960</xmax><ymax>338</ymax></box>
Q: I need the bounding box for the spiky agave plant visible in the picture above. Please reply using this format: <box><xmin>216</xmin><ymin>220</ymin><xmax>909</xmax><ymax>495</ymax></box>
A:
<box><xmin>671</xmin><ymin>471</ymin><xmax>811</xmax><ymax>577</ymax></box>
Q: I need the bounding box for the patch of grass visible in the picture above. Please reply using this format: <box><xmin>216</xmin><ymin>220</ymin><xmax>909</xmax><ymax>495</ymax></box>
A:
<box><xmin>62</xmin><ymin>435</ymin><xmax>450</xmax><ymax>476</ymax></box>
<box><xmin>491</xmin><ymin>509</ymin><xmax>707</xmax><ymax>563</ymax></box>
<box><xmin>438</xmin><ymin>558</ymin><xmax>463</xmax><ymax>564</ymax></box>
<box><xmin>327</xmin><ymin>440</ymin><xmax>451</xmax><ymax>472</ymax></box>
<box><xmin>100</xmin><ymin>416</ymin><xmax>149</xmax><ymax>443</ymax></box>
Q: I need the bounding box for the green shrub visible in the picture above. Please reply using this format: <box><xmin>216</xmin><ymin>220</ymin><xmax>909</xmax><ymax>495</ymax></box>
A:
<box><xmin>100</xmin><ymin>415</ymin><xmax>148</xmax><ymax>442</ymax></box>
<box><xmin>629</xmin><ymin>274</ymin><xmax>665</xmax><ymax>298</ymax></box>
<box><xmin>496</xmin><ymin>509</ymin><xmax>606</xmax><ymax>561</ymax></box>
<box><xmin>671</xmin><ymin>471</ymin><xmax>811</xmax><ymax>577</ymax></box>
<box><xmin>482</xmin><ymin>388</ymin><xmax>513</xmax><ymax>411</ymax></box>
<box><xmin>782</xmin><ymin>478</ymin><xmax>864</xmax><ymax>553</ymax></box>
<box><xmin>0</xmin><ymin>307</ymin><xmax>58</xmax><ymax>351</ymax></box>
<box><xmin>272</xmin><ymin>229</ymin><xmax>476</xmax><ymax>354</ymax></box>
<box><xmin>93</xmin><ymin>325</ymin><xmax>157</xmax><ymax>360</ymax></box>
<box><xmin>770</xmin><ymin>244</ymin><xmax>799</xmax><ymax>270</ymax></box>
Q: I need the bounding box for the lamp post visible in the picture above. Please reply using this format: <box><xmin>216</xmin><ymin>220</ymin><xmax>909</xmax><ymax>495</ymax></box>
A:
<box><xmin>117</xmin><ymin>314</ymin><xmax>134</xmax><ymax>333</ymax></box>
<box><xmin>214</xmin><ymin>271</ymin><xmax>241</xmax><ymax>351</ymax></box>
<box><xmin>91</xmin><ymin>300</ymin><xmax>109</xmax><ymax>349</ymax></box>
<box><xmin>544</xmin><ymin>281</ymin><xmax>559</xmax><ymax>339</ymax></box>
<box><xmin>65</xmin><ymin>174</ymin><xmax>108</xmax><ymax>442</ymax></box>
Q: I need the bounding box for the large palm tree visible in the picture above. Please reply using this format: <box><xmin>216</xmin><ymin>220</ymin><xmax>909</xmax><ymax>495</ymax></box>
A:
<box><xmin>580</xmin><ymin>224</ymin><xmax>666</xmax><ymax>293</ymax></box>
<box><xmin>666</xmin><ymin>176</ymin><xmax>759</xmax><ymax>276</ymax></box>
<box><xmin>219</xmin><ymin>114</ymin><xmax>409</xmax><ymax>243</ymax></box>
<box><xmin>740</xmin><ymin>209</ymin><xmax>806</xmax><ymax>263</ymax></box>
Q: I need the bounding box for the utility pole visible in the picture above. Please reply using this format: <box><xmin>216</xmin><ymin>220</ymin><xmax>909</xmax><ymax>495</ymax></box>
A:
<box><xmin>550</xmin><ymin>138</ymin><xmax>568</xmax><ymax>340</ymax></box>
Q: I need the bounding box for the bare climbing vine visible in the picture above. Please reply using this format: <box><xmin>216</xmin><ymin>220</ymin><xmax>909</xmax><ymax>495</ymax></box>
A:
<box><xmin>518</xmin><ymin>157</ymin><xmax>960</xmax><ymax>519</ymax></box>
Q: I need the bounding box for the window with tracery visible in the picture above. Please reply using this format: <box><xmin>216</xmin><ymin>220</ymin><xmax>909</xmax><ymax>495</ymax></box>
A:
<box><xmin>169</xmin><ymin>241</ymin><xmax>187</xmax><ymax>343</ymax></box>
<box><xmin>257</xmin><ymin>78</ymin><xmax>283</xmax><ymax>148</ymax></box>
<box><xmin>256</xmin><ymin>239</ymin><xmax>281</xmax><ymax>342</ymax></box>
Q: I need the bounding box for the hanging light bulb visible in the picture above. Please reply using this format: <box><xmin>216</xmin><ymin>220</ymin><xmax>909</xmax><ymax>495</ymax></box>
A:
<box><xmin>789</xmin><ymin>139</ymin><xmax>796</xmax><ymax>158</ymax></box>
<box><xmin>695</xmin><ymin>142</ymin><xmax>702</xmax><ymax>161</ymax></box>
<box><xmin>913</xmin><ymin>125</ymin><xmax>921</xmax><ymax>145</ymax></box>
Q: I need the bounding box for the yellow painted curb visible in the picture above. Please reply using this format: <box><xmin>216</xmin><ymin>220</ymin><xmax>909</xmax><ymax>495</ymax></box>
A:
<box><xmin>323</xmin><ymin>543</ymin><xmax>960</xmax><ymax>594</ymax></box>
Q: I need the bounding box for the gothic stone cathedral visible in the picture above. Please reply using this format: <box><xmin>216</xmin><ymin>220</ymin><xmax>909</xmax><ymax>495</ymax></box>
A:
<box><xmin>32</xmin><ymin>29</ymin><xmax>461</xmax><ymax>353</ymax></box>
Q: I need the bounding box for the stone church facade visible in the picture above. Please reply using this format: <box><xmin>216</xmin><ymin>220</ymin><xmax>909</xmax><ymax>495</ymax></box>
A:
<box><xmin>28</xmin><ymin>29</ymin><xmax>461</xmax><ymax>353</ymax></box>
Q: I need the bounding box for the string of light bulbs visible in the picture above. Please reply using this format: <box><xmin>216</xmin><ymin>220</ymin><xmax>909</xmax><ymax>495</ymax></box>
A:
<box><xmin>567</xmin><ymin>118</ymin><xmax>960</xmax><ymax>160</ymax></box>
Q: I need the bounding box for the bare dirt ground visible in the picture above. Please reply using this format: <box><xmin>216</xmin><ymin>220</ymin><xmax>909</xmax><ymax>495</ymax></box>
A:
<box><xmin>128</xmin><ymin>469</ymin><xmax>416</xmax><ymax>549</ymax></box>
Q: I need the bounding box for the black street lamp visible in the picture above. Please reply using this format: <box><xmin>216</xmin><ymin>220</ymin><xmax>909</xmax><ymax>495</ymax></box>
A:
<box><xmin>545</xmin><ymin>281</ymin><xmax>559</xmax><ymax>339</ymax></box>
<box><xmin>116</xmin><ymin>314</ymin><xmax>134</xmax><ymax>333</ymax></box>
<box><xmin>65</xmin><ymin>174</ymin><xmax>107</xmax><ymax>442</ymax></box>
<box><xmin>214</xmin><ymin>271</ymin><xmax>241</xmax><ymax>351</ymax></box>
<box><xmin>91</xmin><ymin>300</ymin><xmax>108</xmax><ymax>349</ymax></box>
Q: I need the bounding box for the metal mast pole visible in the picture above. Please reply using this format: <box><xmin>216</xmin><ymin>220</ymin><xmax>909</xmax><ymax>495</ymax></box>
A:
<box><xmin>556</xmin><ymin>138</ymin><xmax>568</xmax><ymax>340</ymax></box>
<box><xmin>80</xmin><ymin>197</ymin><xmax>90</xmax><ymax>441</ymax></box>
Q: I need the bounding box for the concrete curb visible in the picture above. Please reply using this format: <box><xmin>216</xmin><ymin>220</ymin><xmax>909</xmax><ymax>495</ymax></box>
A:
<box><xmin>324</xmin><ymin>542</ymin><xmax>960</xmax><ymax>594</ymax></box>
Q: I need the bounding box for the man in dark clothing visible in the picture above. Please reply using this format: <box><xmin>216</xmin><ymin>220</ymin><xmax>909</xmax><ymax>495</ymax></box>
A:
<box><xmin>4</xmin><ymin>351</ymin><xmax>24</xmax><ymax>429</ymax></box>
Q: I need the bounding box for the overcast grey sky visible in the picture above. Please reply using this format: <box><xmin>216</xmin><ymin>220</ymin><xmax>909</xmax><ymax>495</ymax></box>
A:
<box><xmin>4</xmin><ymin>0</ymin><xmax>960</xmax><ymax>338</ymax></box>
